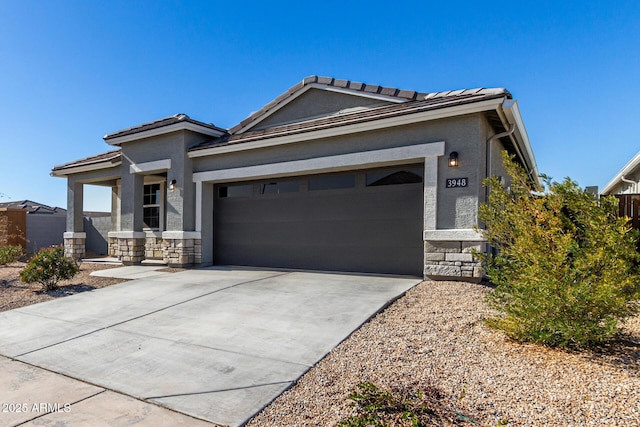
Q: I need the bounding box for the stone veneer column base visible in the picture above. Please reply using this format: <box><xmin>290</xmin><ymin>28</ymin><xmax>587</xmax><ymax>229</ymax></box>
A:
<box><xmin>162</xmin><ymin>231</ymin><xmax>202</xmax><ymax>267</ymax></box>
<box><xmin>63</xmin><ymin>232</ymin><xmax>86</xmax><ymax>260</ymax></box>
<box><xmin>423</xmin><ymin>229</ymin><xmax>487</xmax><ymax>282</ymax></box>
<box><xmin>144</xmin><ymin>231</ymin><xmax>164</xmax><ymax>259</ymax></box>
<box><xmin>108</xmin><ymin>232</ymin><xmax>146</xmax><ymax>265</ymax></box>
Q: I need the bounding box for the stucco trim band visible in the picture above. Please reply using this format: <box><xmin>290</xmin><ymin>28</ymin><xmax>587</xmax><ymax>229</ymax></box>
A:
<box><xmin>129</xmin><ymin>159</ymin><xmax>171</xmax><ymax>174</ymax></box>
<box><xmin>162</xmin><ymin>231</ymin><xmax>201</xmax><ymax>239</ymax></box>
<box><xmin>193</xmin><ymin>141</ymin><xmax>445</xmax><ymax>183</ymax></box>
<box><xmin>423</xmin><ymin>229</ymin><xmax>487</xmax><ymax>242</ymax></box>
<box><xmin>108</xmin><ymin>231</ymin><xmax>146</xmax><ymax>239</ymax></box>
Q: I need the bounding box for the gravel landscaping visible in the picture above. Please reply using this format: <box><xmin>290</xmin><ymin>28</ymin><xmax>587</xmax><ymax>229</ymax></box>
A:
<box><xmin>248</xmin><ymin>281</ymin><xmax>640</xmax><ymax>427</ymax></box>
<box><xmin>0</xmin><ymin>261</ymin><xmax>127</xmax><ymax>312</ymax></box>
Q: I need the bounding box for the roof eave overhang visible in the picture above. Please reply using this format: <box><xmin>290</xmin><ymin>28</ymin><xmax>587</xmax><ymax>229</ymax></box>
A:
<box><xmin>189</xmin><ymin>97</ymin><xmax>505</xmax><ymax>159</ymax></box>
<box><xmin>601</xmin><ymin>151</ymin><xmax>640</xmax><ymax>195</ymax></box>
<box><xmin>51</xmin><ymin>160</ymin><xmax>122</xmax><ymax>178</ymax></box>
<box><xmin>105</xmin><ymin>122</ymin><xmax>226</xmax><ymax>146</ymax></box>
<box><xmin>501</xmin><ymin>99</ymin><xmax>541</xmax><ymax>186</ymax></box>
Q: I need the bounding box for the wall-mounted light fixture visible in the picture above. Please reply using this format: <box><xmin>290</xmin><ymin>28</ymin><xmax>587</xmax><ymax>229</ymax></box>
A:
<box><xmin>169</xmin><ymin>179</ymin><xmax>177</xmax><ymax>191</ymax></box>
<box><xmin>448</xmin><ymin>151</ymin><xmax>459</xmax><ymax>168</ymax></box>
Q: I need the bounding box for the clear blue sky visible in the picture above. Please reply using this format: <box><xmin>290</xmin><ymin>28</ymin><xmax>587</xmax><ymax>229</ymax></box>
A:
<box><xmin>1</xmin><ymin>1</ymin><xmax>638</xmax><ymax>211</ymax></box>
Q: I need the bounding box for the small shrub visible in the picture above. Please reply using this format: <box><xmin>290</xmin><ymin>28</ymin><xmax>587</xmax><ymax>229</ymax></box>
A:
<box><xmin>0</xmin><ymin>245</ymin><xmax>23</xmax><ymax>266</ymax></box>
<box><xmin>338</xmin><ymin>382</ymin><xmax>475</xmax><ymax>426</ymax></box>
<box><xmin>477</xmin><ymin>151</ymin><xmax>640</xmax><ymax>349</ymax></box>
<box><xmin>20</xmin><ymin>246</ymin><xmax>79</xmax><ymax>292</ymax></box>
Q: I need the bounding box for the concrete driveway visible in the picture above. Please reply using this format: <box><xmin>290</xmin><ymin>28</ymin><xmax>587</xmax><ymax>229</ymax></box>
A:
<box><xmin>0</xmin><ymin>266</ymin><xmax>419</xmax><ymax>426</ymax></box>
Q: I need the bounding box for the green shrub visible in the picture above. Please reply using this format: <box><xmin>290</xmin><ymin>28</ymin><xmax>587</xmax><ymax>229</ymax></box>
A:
<box><xmin>338</xmin><ymin>382</ymin><xmax>474</xmax><ymax>426</ymax></box>
<box><xmin>477</xmin><ymin>151</ymin><xmax>640</xmax><ymax>349</ymax></box>
<box><xmin>20</xmin><ymin>246</ymin><xmax>79</xmax><ymax>292</ymax></box>
<box><xmin>0</xmin><ymin>245</ymin><xmax>23</xmax><ymax>265</ymax></box>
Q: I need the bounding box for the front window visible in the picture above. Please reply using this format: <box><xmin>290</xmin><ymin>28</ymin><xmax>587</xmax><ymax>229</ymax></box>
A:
<box><xmin>143</xmin><ymin>183</ymin><xmax>161</xmax><ymax>229</ymax></box>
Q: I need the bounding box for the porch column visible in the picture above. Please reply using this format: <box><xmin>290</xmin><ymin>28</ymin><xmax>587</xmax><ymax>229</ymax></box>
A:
<box><xmin>422</xmin><ymin>153</ymin><xmax>486</xmax><ymax>281</ymax></box>
<box><xmin>194</xmin><ymin>181</ymin><xmax>213</xmax><ymax>265</ymax></box>
<box><xmin>108</xmin><ymin>172</ymin><xmax>145</xmax><ymax>264</ymax></box>
<box><xmin>64</xmin><ymin>178</ymin><xmax>85</xmax><ymax>259</ymax></box>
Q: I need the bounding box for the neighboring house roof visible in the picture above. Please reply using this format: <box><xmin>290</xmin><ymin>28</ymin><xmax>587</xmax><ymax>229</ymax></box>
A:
<box><xmin>0</xmin><ymin>200</ymin><xmax>66</xmax><ymax>214</ymax></box>
<box><xmin>601</xmin><ymin>151</ymin><xmax>640</xmax><ymax>195</ymax></box>
<box><xmin>51</xmin><ymin>150</ymin><xmax>122</xmax><ymax>176</ymax></box>
<box><xmin>104</xmin><ymin>113</ymin><xmax>227</xmax><ymax>145</ymax></box>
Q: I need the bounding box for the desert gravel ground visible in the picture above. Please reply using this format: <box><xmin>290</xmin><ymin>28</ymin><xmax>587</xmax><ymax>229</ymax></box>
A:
<box><xmin>248</xmin><ymin>281</ymin><xmax>640</xmax><ymax>427</ymax></box>
<box><xmin>0</xmin><ymin>261</ymin><xmax>127</xmax><ymax>311</ymax></box>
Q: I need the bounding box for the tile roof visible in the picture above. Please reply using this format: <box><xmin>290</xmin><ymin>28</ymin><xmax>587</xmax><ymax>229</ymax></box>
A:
<box><xmin>191</xmin><ymin>86</ymin><xmax>510</xmax><ymax>152</ymax></box>
<box><xmin>0</xmin><ymin>200</ymin><xmax>66</xmax><ymax>214</ymax></box>
<box><xmin>228</xmin><ymin>75</ymin><xmax>510</xmax><ymax>135</ymax></box>
<box><xmin>52</xmin><ymin>150</ymin><xmax>122</xmax><ymax>173</ymax></box>
<box><xmin>103</xmin><ymin>113</ymin><xmax>227</xmax><ymax>141</ymax></box>
<box><xmin>53</xmin><ymin>77</ymin><xmax>513</xmax><ymax>173</ymax></box>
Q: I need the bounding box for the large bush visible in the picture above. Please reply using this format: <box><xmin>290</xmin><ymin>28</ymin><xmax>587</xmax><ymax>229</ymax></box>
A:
<box><xmin>477</xmin><ymin>151</ymin><xmax>640</xmax><ymax>348</ymax></box>
<box><xmin>20</xmin><ymin>246</ymin><xmax>79</xmax><ymax>292</ymax></box>
<box><xmin>0</xmin><ymin>245</ymin><xmax>23</xmax><ymax>266</ymax></box>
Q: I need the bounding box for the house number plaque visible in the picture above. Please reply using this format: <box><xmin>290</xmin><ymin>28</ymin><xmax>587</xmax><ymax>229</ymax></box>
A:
<box><xmin>446</xmin><ymin>177</ymin><xmax>468</xmax><ymax>188</ymax></box>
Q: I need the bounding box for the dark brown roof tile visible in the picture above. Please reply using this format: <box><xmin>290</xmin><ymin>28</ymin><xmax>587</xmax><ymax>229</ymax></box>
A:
<box><xmin>104</xmin><ymin>113</ymin><xmax>226</xmax><ymax>141</ymax></box>
<box><xmin>333</xmin><ymin>79</ymin><xmax>349</xmax><ymax>88</ymax></box>
<box><xmin>363</xmin><ymin>84</ymin><xmax>381</xmax><ymax>93</ymax></box>
<box><xmin>52</xmin><ymin>150</ymin><xmax>122</xmax><ymax>173</ymax></box>
<box><xmin>380</xmin><ymin>87</ymin><xmax>399</xmax><ymax>96</ymax></box>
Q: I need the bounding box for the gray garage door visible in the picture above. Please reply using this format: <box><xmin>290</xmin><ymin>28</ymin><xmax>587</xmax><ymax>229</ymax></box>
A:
<box><xmin>213</xmin><ymin>165</ymin><xmax>424</xmax><ymax>276</ymax></box>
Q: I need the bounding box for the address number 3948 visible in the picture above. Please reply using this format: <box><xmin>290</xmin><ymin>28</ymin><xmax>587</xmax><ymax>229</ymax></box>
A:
<box><xmin>446</xmin><ymin>178</ymin><xmax>468</xmax><ymax>188</ymax></box>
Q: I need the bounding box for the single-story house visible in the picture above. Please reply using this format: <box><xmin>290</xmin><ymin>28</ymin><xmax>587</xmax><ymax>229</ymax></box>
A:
<box><xmin>51</xmin><ymin>76</ymin><xmax>538</xmax><ymax>280</ymax></box>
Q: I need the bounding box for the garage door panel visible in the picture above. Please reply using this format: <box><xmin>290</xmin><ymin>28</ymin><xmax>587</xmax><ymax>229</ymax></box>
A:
<box><xmin>214</xmin><ymin>167</ymin><xmax>424</xmax><ymax>276</ymax></box>
<box><xmin>217</xmin><ymin>186</ymin><xmax>422</xmax><ymax>223</ymax></box>
<box><xmin>216</xmin><ymin>242</ymin><xmax>422</xmax><ymax>276</ymax></box>
<box><xmin>216</xmin><ymin>219</ymin><xmax>421</xmax><ymax>247</ymax></box>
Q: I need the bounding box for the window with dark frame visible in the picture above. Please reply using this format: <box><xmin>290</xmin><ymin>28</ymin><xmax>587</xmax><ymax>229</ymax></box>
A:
<box><xmin>143</xmin><ymin>183</ymin><xmax>161</xmax><ymax>229</ymax></box>
<box><xmin>260</xmin><ymin>180</ymin><xmax>299</xmax><ymax>195</ymax></box>
<box><xmin>365</xmin><ymin>168</ymin><xmax>424</xmax><ymax>187</ymax></box>
<box><xmin>309</xmin><ymin>174</ymin><xmax>356</xmax><ymax>191</ymax></box>
<box><xmin>218</xmin><ymin>184</ymin><xmax>253</xmax><ymax>198</ymax></box>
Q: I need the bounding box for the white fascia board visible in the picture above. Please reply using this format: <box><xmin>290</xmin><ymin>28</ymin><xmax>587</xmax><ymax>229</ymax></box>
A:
<box><xmin>502</xmin><ymin>100</ymin><xmax>540</xmax><ymax>181</ymax></box>
<box><xmin>601</xmin><ymin>151</ymin><xmax>640</xmax><ymax>194</ymax></box>
<box><xmin>106</xmin><ymin>122</ymin><xmax>225</xmax><ymax>146</ymax></box>
<box><xmin>193</xmin><ymin>142</ymin><xmax>445</xmax><ymax>183</ymax></box>
<box><xmin>189</xmin><ymin>99</ymin><xmax>502</xmax><ymax>159</ymax></box>
<box><xmin>423</xmin><ymin>229</ymin><xmax>487</xmax><ymax>242</ymax></box>
<box><xmin>50</xmin><ymin>161</ymin><xmax>122</xmax><ymax>177</ymax></box>
<box><xmin>129</xmin><ymin>159</ymin><xmax>171</xmax><ymax>174</ymax></box>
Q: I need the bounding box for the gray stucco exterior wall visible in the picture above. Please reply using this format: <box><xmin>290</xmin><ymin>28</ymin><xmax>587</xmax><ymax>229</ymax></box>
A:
<box><xmin>254</xmin><ymin>89</ymin><xmax>387</xmax><ymax>130</ymax></box>
<box><xmin>84</xmin><ymin>215</ymin><xmax>111</xmax><ymax>255</ymax></box>
<box><xmin>193</xmin><ymin>114</ymin><xmax>487</xmax><ymax>231</ymax></box>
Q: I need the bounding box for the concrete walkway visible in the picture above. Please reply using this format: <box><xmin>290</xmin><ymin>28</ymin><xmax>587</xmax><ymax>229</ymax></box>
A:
<box><xmin>0</xmin><ymin>266</ymin><xmax>419</xmax><ymax>426</ymax></box>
